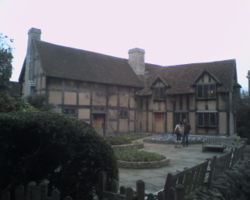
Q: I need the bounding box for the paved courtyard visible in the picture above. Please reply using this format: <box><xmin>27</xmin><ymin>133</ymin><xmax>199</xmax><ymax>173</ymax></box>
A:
<box><xmin>118</xmin><ymin>139</ymin><xmax>226</xmax><ymax>193</ymax></box>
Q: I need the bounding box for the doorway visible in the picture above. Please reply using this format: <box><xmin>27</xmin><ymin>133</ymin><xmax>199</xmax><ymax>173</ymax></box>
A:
<box><xmin>92</xmin><ymin>114</ymin><xmax>105</xmax><ymax>136</ymax></box>
<box><xmin>154</xmin><ymin>113</ymin><xmax>165</xmax><ymax>133</ymax></box>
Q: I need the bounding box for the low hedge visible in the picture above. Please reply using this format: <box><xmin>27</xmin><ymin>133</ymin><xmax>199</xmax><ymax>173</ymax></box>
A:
<box><xmin>115</xmin><ymin>150</ymin><xmax>165</xmax><ymax>162</ymax></box>
<box><xmin>0</xmin><ymin>111</ymin><xmax>118</xmax><ymax>200</ymax></box>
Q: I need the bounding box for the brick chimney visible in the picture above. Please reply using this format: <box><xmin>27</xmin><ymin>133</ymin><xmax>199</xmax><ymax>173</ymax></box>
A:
<box><xmin>27</xmin><ymin>28</ymin><xmax>41</xmax><ymax>57</ymax></box>
<box><xmin>128</xmin><ymin>48</ymin><xmax>145</xmax><ymax>75</ymax></box>
<box><xmin>23</xmin><ymin>28</ymin><xmax>41</xmax><ymax>97</ymax></box>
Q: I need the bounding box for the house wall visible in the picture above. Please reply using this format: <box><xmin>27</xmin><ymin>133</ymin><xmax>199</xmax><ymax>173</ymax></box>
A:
<box><xmin>138</xmin><ymin>72</ymin><xmax>235</xmax><ymax>135</ymax></box>
<box><xmin>44</xmin><ymin>75</ymin><xmax>235</xmax><ymax>136</ymax></box>
<box><xmin>32</xmin><ymin>70</ymin><xmax>237</xmax><ymax>136</ymax></box>
<box><xmin>46</xmin><ymin>77</ymin><xmax>137</xmax><ymax>135</ymax></box>
<box><xmin>22</xmin><ymin>50</ymin><xmax>46</xmax><ymax>97</ymax></box>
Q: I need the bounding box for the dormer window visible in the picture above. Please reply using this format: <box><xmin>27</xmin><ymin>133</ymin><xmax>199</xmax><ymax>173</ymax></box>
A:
<box><xmin>153</xmin><ymin>86</ymin><xmax>165</xmax><ymax>100</ymax></box>
<box><xmin>197</xmin><ymin>84</ymin><xmax>216</xmax><ymax>99</ymax></box>
<box><xmin>193</xmin><ymin>70</ymin><xmax>220</xmax><ymax>100</ymax></box>
<box><xmin>151</xmin><ymin>77</ymin><xmax>167</xmax><ymax>101</ymax></box>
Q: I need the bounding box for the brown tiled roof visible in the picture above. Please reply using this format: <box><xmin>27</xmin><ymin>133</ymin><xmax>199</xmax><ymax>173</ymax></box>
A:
<box><xmin>145</xmin><ymin>59</ymin><xmax>238</xmax><ymax>94</ymax></box>
<box><xmin>34</xmin><ymin>41</ymin><xmax>143</xmax><ymax>87</ymax></box>
<box><xmin>20</xmin><ymin>39</ymin><xmax>238</xmax><ymax>94</ymax></box>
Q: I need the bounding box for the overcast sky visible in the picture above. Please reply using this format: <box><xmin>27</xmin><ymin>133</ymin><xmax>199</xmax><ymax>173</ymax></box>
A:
<box><xmin>1</xmin><ymin>0</ymin><xmax>249</xmax><ymax>90</ymax></box>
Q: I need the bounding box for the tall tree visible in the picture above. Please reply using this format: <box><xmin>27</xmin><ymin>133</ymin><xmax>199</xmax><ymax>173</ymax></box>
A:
<box><xmin>236</xmin><ymin>91</ymin><xmax>250</xmax><ymax>143</ymax></box>
<box><xmin>0</xmin><ymin>34</ymin><xmax>35</xmax><ymax>113</ymax></box>
<box><xmin>0</xmin><ymin>33</ymin><xmax>13</xmax><ymax>90</ymax></box>
<box><xmin>0</xmin><ymin>34</ymin><xmax>19</xmax><ymax>112</ymax></box>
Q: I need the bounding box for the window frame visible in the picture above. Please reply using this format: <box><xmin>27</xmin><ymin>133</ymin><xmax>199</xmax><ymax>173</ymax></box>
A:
<box><xmin>196</xmin><ymin>83</ymin><xmax>216</xmax><ymax>99</ymax></box>
<box><xmin>63</xmin><ymin>108</ymin><xmax>78</xmax><ymax>118</ymax></box>
<box><xmin>119</xmin><ymin>108</ymin><xmax>128</xmax><ymax>119</ymax></box>
<box><xmin>197</xmin><ymin>112</ymin><xmax>218</xmax><ymax>128</ymax></box>
<box><xmin>152</xmin><ymin>86</ymin><xmax>166</xmax><ymax>101</ymax></box>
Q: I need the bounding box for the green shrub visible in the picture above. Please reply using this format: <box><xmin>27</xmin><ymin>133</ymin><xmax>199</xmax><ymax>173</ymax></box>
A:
<box><xmin>0</xmin><ymin>111</ymin><xmax>118</xmax><ymax>200</ymax></box>
<box><xmin>0</xmin><ymin>91</ymin><xmax>36</xmax><ymax>113</ymax></box>
<box><xmin>115</xmin><ymin>150</ymin><xmax>165</xmax><ymax>162</ymax></box>
<box><xmin>106</xmin><ymin>135</ymin><xmax>131</xmax><ymax>145</ymax></box>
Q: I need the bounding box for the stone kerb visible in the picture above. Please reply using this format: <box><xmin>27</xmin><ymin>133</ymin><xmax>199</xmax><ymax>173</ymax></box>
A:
<box><xmin>118</xmin><ymin>158</ymin><xmax>170</xmax><ymax>169</ymax></box>
<box><xmin>112</xmin><ymin>142</ymin><xmax>144</xmax><ymax>151</ymax></box>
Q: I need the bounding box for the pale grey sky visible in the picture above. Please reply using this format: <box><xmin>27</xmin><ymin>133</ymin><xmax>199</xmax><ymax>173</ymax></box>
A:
<box><xmin>1</xmin><ymin>0</ymin><xmax>249</xmax><ymax>90</ymax></box>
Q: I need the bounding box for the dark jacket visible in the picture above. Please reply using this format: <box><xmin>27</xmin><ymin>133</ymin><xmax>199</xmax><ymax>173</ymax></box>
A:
<box><xmin>184</xmin><ymin>123</ymin><xmax>191</xmax><ymax>134</ymax></box>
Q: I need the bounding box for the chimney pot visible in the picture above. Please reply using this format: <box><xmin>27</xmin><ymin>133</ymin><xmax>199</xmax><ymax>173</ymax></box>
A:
<box><xmin>28</xmin><ymin>28</ymin><xmax>41</xmax><ymax>41</ymax></box>
<box><xmin>128</xmin><ymin>48</ymin><xmax>145</xmax><ymax>75</ymax></box>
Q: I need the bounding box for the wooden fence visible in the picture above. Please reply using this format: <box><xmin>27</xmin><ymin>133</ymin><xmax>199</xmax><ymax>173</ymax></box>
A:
<box><xmin>1</xmin><ymin>144</ymin><xmax>246</xmax><ymax>200</ymax></box>
<box><xmin>0</xmin><ymin>181</ymin><xmax>61</xmax><ymax>200</ymax></box>
<box><xmin>164</xmin><ymin>160</ymin><xmax>209</xmax><ymax>200</ymax></box>
<box><xmin>97</xmin><ymin>144</ymin><xmax>246</xmax><ymax>200</ymax></box>
<box><xmin>162</xmin><ymin>143</ymin><xmax>246</xmax><ymax>200</ymax></box>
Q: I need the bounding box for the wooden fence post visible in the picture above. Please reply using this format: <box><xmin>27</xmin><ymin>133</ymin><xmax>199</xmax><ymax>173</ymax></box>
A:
<box><xmin>164</xmin><ymin>173</ymin><xmax>173</xmax><ymax>200</ymax></box>
<box><xmin>232</xmin><ymin>147</ymin><xmax>238</xmax><ymax>166</ymax></box>
<box><xmin>15</xmin><ymin>185</ymin><xmax>25</xmax><ymax>200</ymax></box>
<box><xmin>51</xmin><ymin>189</ymin><xmax>60</xmax><ymax>200</ymax></box>
<box><xmin>228</xmin><ymin>149</ymin><xmax>233</xmax><ymax>169</ymax></box>
<box><xmin>31</xmin><ymin>185</ymin><xmax>41</xmax><ymax>200</ymax></box>
<box><xmin>183</xmin><ymin>171</ymin><xmax>192</xmax><ymax>195</ymax></box>
<box><xmin>169</xmin><ymin>187</ymin><xmax>175</xmax><ymax>200</ymax></box>
<box><xmin>40</xmin><ymin>180</ymin><xmax>49</xmax><ymax>200</ymax></box>
<box><xmin>110</xmin><ymin>179</ymin><xmax>119</xmax><ymax>193</ymax></box>
<box><xmin>120</xmin><ymin>186</ymin><xmax>126</xmax><ymax>195</ymax></box>
<box><xmin>27</xmin><ymin>182</ymin><xmax>36</xmax><ymax>200</ymax></box>
<box><xmin>207</xmin><ymin>156</ymin><xmax>216</xmax><ymax>188</ymax></box>
<box><xmin>98</xmin><ymin>171</ymin><xmax>107</xmax><ymax>193</ymax></box>
<box><xmin>136</xmin><ymin>180</ymin><xmax>145</xmax><ymax>200</ymax></box>
<box><xmin>175</xmin><ymin>184</ymin><xmax>185</xmax><ymax>200</ymax></box>
<box><xmin>240</xmin><ymin>145</ymin><xmax>245</xmax><ymax>160</ymax></box>
<box><xmin>157</xmin><ymin>191</ymin><xmax>165</xmax><ymax>200</ymax></box>
<box><xmin>64</xmin><ymin>196</ymin><xmax>73</xmax><ymax>200</ymax></box>
<box><xmin>125</xmin><ymin>187</ymin><xmax>134</xmax><ymax>200</ymax></box>
<box><xmin>1</xmin><ymin>190</ymin><xmax>10</xmax><ymax>200</ymax></box>
<box><xmin>27</xmin><ymin>182</ymin><xmax>42</xmax><ymax>200</ymax></box>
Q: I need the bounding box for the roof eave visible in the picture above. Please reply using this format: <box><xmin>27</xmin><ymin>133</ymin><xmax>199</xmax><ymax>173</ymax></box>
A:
<box><xmin>46</xmin><ymin>75</ymin><xmax>143</xmax><ymax>88</ymax></box>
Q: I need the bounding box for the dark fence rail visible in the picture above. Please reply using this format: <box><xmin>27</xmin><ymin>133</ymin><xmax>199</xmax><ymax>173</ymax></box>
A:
<box><xmin>163</xmin><ymin>143</ymin><xmax>246</xmax><ymax>200</ymax></box>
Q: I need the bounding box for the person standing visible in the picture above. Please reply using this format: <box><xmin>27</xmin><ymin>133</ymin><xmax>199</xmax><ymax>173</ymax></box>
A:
<box><xmin>182</xmin><ymin>119</ymin><xmax>191</xmax><ymax>147</ymax></box>
<box><xmin>174</xmin><ymin>121</ymin><xmax>183</xmax><ymax>141</ymax></box>
<box><xmin>174</xmin><ymin>121</ymin><xmax>183</xmax><ymax>147</ymax></box>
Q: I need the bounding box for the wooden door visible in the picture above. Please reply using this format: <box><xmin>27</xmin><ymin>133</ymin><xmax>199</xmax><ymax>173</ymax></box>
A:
<box><xmin>154</xmin><ymin>113</ymin><xmax>165</xmax><ymax>133</ymax></box>
<box><xmin>93</xmin><ymin>114</ymin><xmax>105</xmax><ymax>136</ymax></box>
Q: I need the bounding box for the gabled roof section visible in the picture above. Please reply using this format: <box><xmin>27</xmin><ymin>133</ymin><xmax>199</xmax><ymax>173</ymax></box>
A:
<box><xmin>151</xmin><ymin>75</ymin><xmax>169</xmax><ymax>88</ymax></box>
<box><xmin>144</xmin><ymin>59</ymin><xmax>238</xmax><ymax>94</ymax></box>
<box><xmin>192</xmin><ymin>70</ymin><xmax>222</xmax><ymax>85</ymax></box>
<box><xmin>34</xmin><ymin>41</ymin><xmax>143</xmax><ymax>87</ymax></box>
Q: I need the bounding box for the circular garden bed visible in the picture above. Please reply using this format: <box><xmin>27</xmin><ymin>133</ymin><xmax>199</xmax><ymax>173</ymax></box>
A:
<box><xmin>115</xmin><ymin>150</ymin><xmax>170</xmax><ymax>169</ymax></box>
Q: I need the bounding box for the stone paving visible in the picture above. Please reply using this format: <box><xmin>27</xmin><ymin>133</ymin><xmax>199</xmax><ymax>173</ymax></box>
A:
<box><xmin>118</xmin><ymin>139</ymin><xmax>227</xmax><ymax>193</ymax></box>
